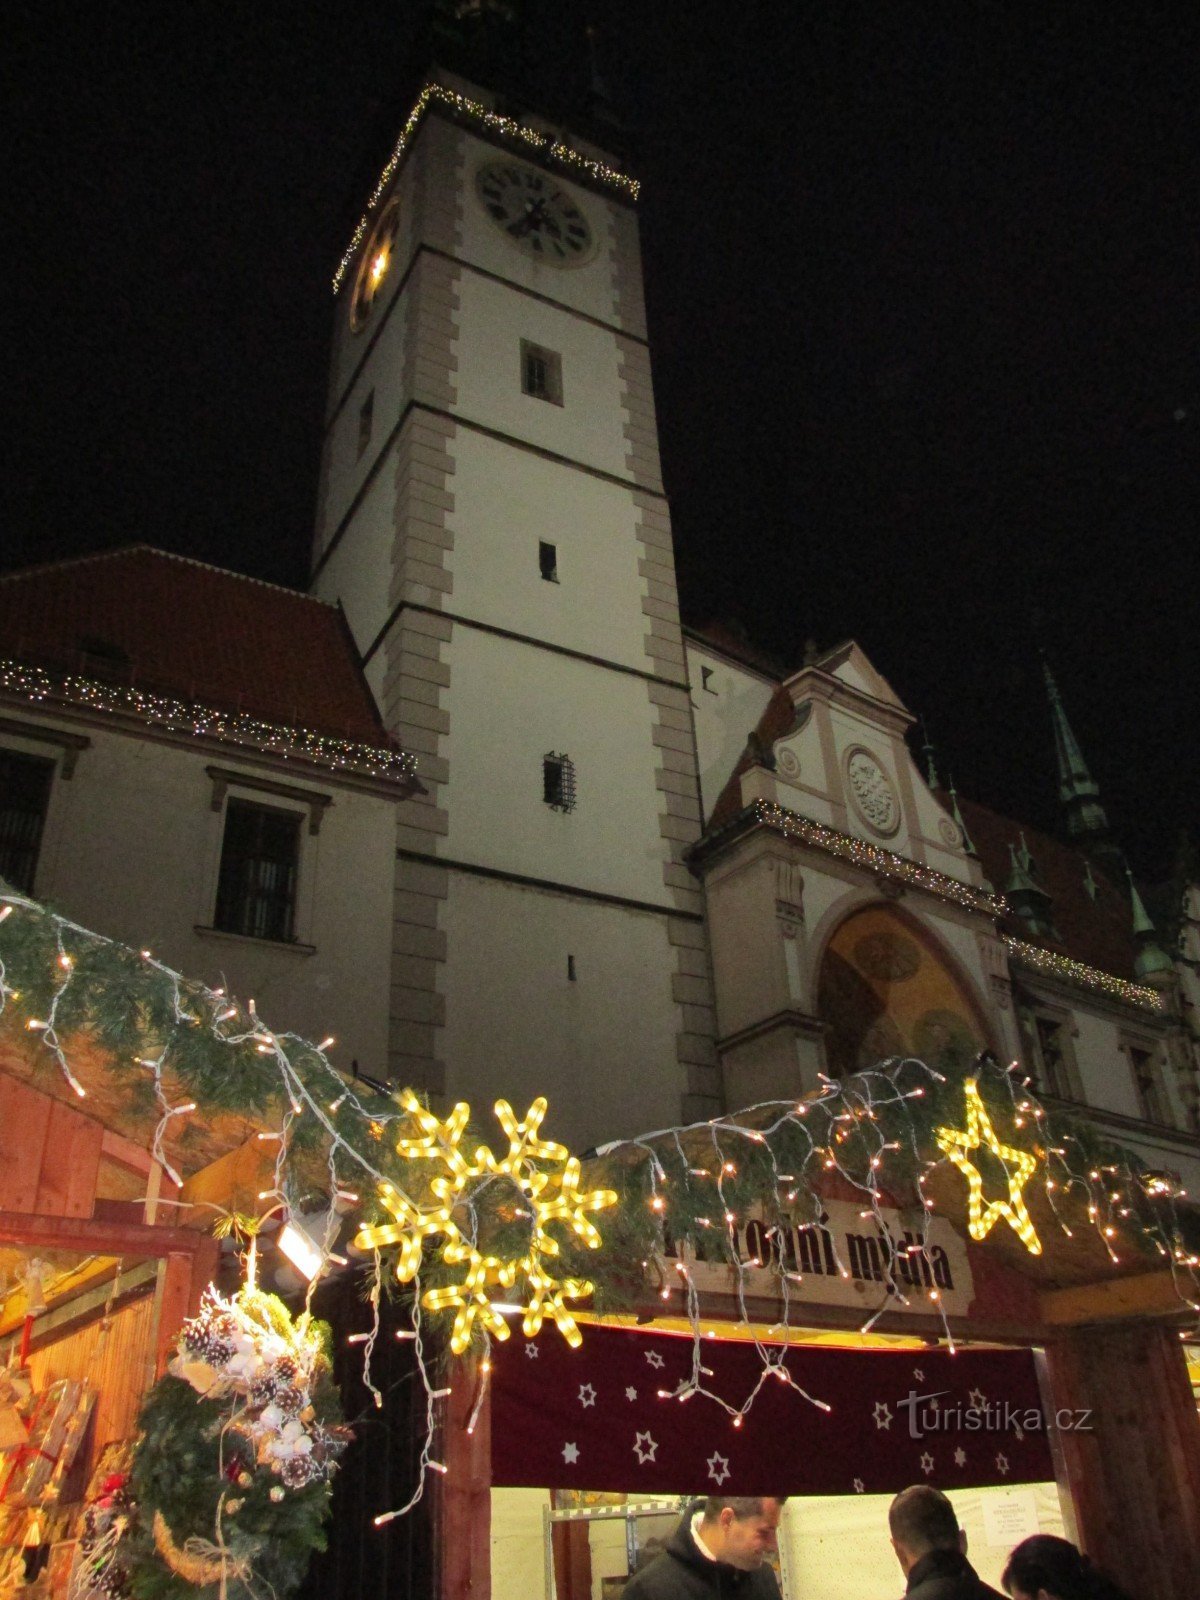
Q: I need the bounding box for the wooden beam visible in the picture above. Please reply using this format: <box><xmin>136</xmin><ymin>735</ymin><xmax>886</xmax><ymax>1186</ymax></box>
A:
<box><xmin>1040</xmin><ymin>1270</ymin><xmax>1189</xmax><ymax>1325</ymax></box>
<box><xmin>101</xmin><ymin>1127</ymin><xmax>158</xmax><ymax>1177</ymax></box>
<box><xmin>440</xmin><ymin>1356</ymin><xmax>491</xmax><ymax>1600</ymax></box>
<box><xmin>0</xmin><ymin>1210</ymin><xmax>206</xmax><ymax>1257</ymax></box>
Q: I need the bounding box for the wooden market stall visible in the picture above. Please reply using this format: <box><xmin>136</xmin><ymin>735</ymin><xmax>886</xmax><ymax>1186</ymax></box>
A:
<box><xmin>0</xmin><ymin>1033</ymin><xmax>261</xmax><ymax>1600</ymax></box>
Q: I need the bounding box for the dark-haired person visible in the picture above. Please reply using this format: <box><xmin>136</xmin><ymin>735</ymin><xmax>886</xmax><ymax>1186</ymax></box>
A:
<box><xmin>621</xmin><ymin>1497</ymin><xmax>785</xmax><ymax>1600</ymax></box>
<box><xmin>1002</xmin><ymin>1535</ymin><xmax>1135</xmax><ymax>1600</ymax></box>
<box><xmin>888</xmin><ymin>1485</ymin><xmax>1005</xmax><ymax>1600</ymax></box>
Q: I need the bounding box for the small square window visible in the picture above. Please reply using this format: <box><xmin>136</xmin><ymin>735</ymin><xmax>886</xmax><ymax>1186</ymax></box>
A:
<box><xmin>358</xmin><ymin>390</ymin><xmax>375</xmax><ymax>460</ymax></box>
<box><xmin>538</xmin><ymin>541</ymin><xmax>558</xmax><ymax>582</ymax></box>
<box><xmin>214</xmin><ymin>799</ymin><xmax>302</xmax><ymax>942</ymax></box>
<box><xmin>520</xmin><ymin>340</ymin><xmax>563</xmax><ymax>406</ymax></box>
<box><xmin>543</xmin><ymin>753</ymin><xmax>576</xmax><ymax>813</ymax></box>
<box><xmin>0</xmin><ymin>748</ymin><xmax>54</xmax><ymax>893</ymax></box>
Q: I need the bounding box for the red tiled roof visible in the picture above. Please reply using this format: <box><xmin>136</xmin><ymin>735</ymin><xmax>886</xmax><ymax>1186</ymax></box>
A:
<box><xmin>953</xmin><ymin>796</ymin><xmax>1138</xmax><ymax>980</ymax></box>
<box><xmin>0</xmin><ymin>547</ymin><xmax>390</xmax><ymax>746</ymax></box>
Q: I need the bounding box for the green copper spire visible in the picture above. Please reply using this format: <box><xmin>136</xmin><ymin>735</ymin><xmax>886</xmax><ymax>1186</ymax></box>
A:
<box><xmin>1041</xmin><ymin>653</ymin><xmax>1124</xmax><ymax>876</ymax></box>
<box><xmin>1127</xmin><ymin>869</ymin><xmax>1174</xmax><ymax>981</ymax></box>
<box><xmin>920</xmin><ymin>722</ymin><xmax>941</xmax><ymax>790</ymax></box>
<box><xmin>1005</xmin><ymin>844</ymin><xmax>1057</xmax><ymax>939</ymax></box>
<box><xmin>947</xmin><ymin>775</ymin><xmax>977</xmax><ymax>858</ymax></box>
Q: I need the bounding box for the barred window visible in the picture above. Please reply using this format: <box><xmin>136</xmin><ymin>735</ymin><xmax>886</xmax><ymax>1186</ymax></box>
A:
<box><xmin>0</xmin><ymin>749</ymin><xmax>54</xmax><ymax>893</ymax></box>
<box><xmin>543</xmin><ymin>753</ymin><xmax>576</xmax><ymax>813</ymax></box>
<box><xmin>520</xmin><ymin>340</ymin><xmax>563</xmax><ymax>405</ymax></box>
<box><xmin>214</xmin><ymin>799</ymin><xmax>301</xmax><ymax>943</ymax></box>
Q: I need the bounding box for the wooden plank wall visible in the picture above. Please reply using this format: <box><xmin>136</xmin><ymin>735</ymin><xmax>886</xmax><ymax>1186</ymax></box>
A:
<box><xmin>0</xmin><ymin>1078</ymin><xmax>101</xmax><ymax>1218</ymax></box>
<box><xmin>1045</xmin><ymin>1321</ymin><xmax>1200</xmax><ymax>1599</ymax></box>
<box><xmin>26</xmin><ymin>1292</ymin><xmax>157</xmax><ymax>1468</ymax></box>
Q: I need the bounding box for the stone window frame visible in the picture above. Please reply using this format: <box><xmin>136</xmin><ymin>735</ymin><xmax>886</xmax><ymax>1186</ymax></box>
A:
<box><xmin>1119</xmin><ymin>1028</ymin><xmax>1175</xmax><ymax>1129</ymax></box>
<box><xmin>1016</xmin><ymin>995</ymin><xmax>1086</xmax><ymax>1104</ymax></box>
<box><xmin>0</xmin><ymin>719</ymin><xmax>92</xmax><ymax>897</ymax></box>
<box><xmin>520</xmin><ymin>339</ymin><xmax>563</xmax><ymax>406</ymax></box>
<box><xmin>196</xmin><ymin>766</ymin><xmax>332</xmax><ymax>952</ymax></box>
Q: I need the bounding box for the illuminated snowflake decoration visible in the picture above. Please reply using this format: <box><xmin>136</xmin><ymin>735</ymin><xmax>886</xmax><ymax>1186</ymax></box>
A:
<box><xmin>355</xmin><ymin>1091</ymin><xmax>617</xmax><ymax>1355</ymax></box>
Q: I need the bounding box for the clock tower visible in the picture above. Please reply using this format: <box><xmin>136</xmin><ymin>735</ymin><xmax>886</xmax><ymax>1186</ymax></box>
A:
<box><xmin>310</xmin><ymin>71</ymin><xmax>716</xmax><ymax>1147</ymax></box>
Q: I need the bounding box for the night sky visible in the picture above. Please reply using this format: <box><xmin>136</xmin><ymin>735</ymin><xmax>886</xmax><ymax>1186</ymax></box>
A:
<box><xmin>6</xmin><ymin>3</ymin><xmax>1198</xmax><ymax>880</ymax></box>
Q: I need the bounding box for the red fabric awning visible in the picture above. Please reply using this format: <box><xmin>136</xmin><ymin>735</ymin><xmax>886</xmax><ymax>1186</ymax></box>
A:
<box><xmin>491</xmin><ymin>1323</ymin><xmax>1055</xmax><ymax>1498</ymax></box>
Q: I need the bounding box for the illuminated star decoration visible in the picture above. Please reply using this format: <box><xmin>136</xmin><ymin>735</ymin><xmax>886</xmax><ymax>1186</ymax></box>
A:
<box><xmin>935</xmin><ymin>1079</ymin><xmax>1042</xmax><ymax>1255</ymax></box>
<box><xmin>354</xmin><ymin>1091</ymin><xmax>617</xmax><ymax>1355</ymax></box>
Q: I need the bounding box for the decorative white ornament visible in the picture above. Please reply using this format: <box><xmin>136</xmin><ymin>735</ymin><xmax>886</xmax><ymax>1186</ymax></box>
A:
<box><xmin>633</xmin><ymin>1431</ymin><xmax>658</xmax><ymax>1465</ymax></box>
<box><xmin>706</xmin><ymin>1451</ymin><xmax>731</xmax><ymax>1487</ymax></box>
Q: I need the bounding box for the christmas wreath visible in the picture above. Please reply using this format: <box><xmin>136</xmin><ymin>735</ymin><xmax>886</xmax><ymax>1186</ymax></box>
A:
<box><xmin>120</xmin><ymin>1288</ymin><xmax>348</xmax><ymax>1600</ymax></box>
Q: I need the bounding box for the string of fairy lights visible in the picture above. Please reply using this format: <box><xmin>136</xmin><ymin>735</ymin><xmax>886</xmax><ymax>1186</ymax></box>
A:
<box><xmin>330</xmin><ymin>80</ymin><xmax>640</xmax><ymax>296</ymax></box>
<box><xmin>1</xmin><ymin>886</ymin><xmax>1198</xmax><ymax>1524</ymax></box>
<box><xmin>0</xmin><ymin>659</ymin><xmax>417</xmax><ymax>783</ymax></box>
<box><xmin>1005</xmin><ymin>933</ymin><xmax>1164</xmax><ymax>1012</ymax></box>
<box><xmin>747</xmin><ymin>800</ymin><xmax>1007</xmax><ymax>916</ymax></box>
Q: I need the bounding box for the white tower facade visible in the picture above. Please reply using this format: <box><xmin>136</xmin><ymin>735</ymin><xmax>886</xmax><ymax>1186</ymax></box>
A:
<box><xmin>310</xmin><ymin>75</ymin><xmax>717</xmax><ymax>1147</ymax></box>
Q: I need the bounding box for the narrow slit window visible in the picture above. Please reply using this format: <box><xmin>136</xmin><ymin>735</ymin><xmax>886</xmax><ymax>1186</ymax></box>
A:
<box><xmin>358</xmin><ymin>390</ymin><xmax>375</xmax><ymax>459</ymax></box>
<box><xmin>539</xmin><ymin>541</ymin><xmax>558</xmax><ymax>582</ymax></box>
<box><xmin>520</xmin><ymin>340</ymin><xmax>563</xmax><ymax>405</ymax></box>
<box><xmin>543</xmin><ymin>753</ymin><xmax>576</xmax><ymax>813</ymax></box>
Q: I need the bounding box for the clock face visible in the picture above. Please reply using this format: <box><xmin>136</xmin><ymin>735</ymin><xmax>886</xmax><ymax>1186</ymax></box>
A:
<box><xmin>475</xmin><ymin>163</ymin><xmax>594</xmax><ymax>266</ymax></box>
<box><xmin>351</xmin><ymin>197</ymin><xmax>401</xmax><ymax>332</ymax></box>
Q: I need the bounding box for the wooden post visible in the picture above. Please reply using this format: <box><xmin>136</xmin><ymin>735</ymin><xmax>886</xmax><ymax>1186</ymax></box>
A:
<box><xmin>1043</xmin><ymin>1321</ymin><xmax>1200</xmax><ymax>1600</ymax></box>
<box><xmin>440</xmin><ymin>1358</ymin><xmax>492</xmax><ymax>1600</ymax></box>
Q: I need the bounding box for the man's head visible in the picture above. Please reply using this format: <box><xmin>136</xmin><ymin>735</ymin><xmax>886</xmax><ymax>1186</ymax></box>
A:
<box><xmin>698</xmin><ymin>1497</ymin><xmax>785</xmax><ymax>1571</ymax></box>
<box><xmin>887</xmin><ymin>1485</ymin><xmax>965</xmax><ymax>1577</ymax></box>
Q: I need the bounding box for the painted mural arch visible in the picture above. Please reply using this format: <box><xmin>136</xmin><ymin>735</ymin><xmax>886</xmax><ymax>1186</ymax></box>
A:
<box><xmin>816</xmin><ymin>900</ymin><xmax>994</xmax><ymax>1077</ymax></box>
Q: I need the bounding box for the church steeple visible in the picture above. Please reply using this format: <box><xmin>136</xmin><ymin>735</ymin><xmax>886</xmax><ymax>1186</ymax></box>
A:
<box><xmin>1041</xmin><ymin>653</ymin><xmax>1124</xmax><ymax>878</ymax></box>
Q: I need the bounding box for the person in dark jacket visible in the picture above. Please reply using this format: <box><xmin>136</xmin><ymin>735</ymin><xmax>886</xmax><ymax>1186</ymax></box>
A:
<box><xmin>889</xmin><ymin>1485</ymin><xmax>1005</xmax><ymax>1600</ymax></box>
<box><xmin>621</xmin><ymin>1496</ymin><xmax>785</xmax><ymax>1600</ymax></box>
<box><xmin>1002</xmin><ymin>1535</ymin><xmax>1135</xmax><ymax>1600</ymax></box>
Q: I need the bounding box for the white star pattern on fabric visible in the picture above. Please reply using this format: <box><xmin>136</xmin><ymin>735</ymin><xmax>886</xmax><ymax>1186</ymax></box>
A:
<box><xmin>562</xmin><ymin>1442</ymin><xmax>579</xmax><ymax>1465</ymax></box>
<box><xmin>853</xmin><ymin>1478</ymin><xmax>865</xmax><ymax>1494</ymax></box>
<box><xmin>707</xmin><ymin>1451</ymin><xmax>731</xmax><ymax>1487</ymax></box>
<box><xmin>578</xmin><ymin>1383</ymin><xmax>597</xmax><ymax>1409</ymax></box>
<box><xmin>996</xmin><ymin>1452</ymin><xmax>1010</xmax><ymax>1476</ymax></box>
<box><xmin>954</xmin><ymin>1448</ymin><xmax>967</xmax><ymax>1467</ymax></box>
<box><xmin>968</xmin><ymin>1387</ymin><xmax>986</xmax><ymax>1410</ymax></box>
<box><xmin>645</xmin><ymin>1350</ymin><xmax>665</xmax><ymax>1369</ymax></box>
<box><xmin>873</xmin><ymin>1401</ymin><xmax>893</xmax><ymax>1430</ymax></box>
<box><xmin>913</xmin><ymin>1367</ymin><xmax>925</xmax><ymax>1382</ymax></box>
<box><xmin>920</xmin><ymin>1452</ymin><xmax>935</xmax><ymax>1476</ymax></box>
<box><xmin>625</xmin><ymin>1386</ymin><xmax>638</xmax><ymax>1401</ymax></box>
<box><xmin>525</xmin><ymin>1343</ymin><xmax>539</xmax><ymax>1360</ymax></box>
<box><xmin>633</xmin><ymin>1431</ymin><xmax>658</xmax><ymax>1465</ymax></box>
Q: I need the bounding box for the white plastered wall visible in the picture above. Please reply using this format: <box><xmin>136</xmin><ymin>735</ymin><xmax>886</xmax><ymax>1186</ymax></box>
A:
<box><xmin>684</xmin><ymin>640</ymin><xmax>775</xmax><ymax>823</ymax></box>
<box><xmin>314</xmin><ymin>460</ymin><xmax>401</xmax><ymax>696</ymax></box>
<box><xmin>438</xmin><ymin>873</ymin><xmax>685</xmax><ymax>1150</ymax></box>
<box><xmin>21</xmin><ymin>718</ymin><xmax>396</xmax><ymax>1075</ymax></box>
<box><xmin>448</xmin><ymin>432</ymin><xmax>650</xmax><ymax>668</ymax></box>
<box><xmin>317</xmin><ymin>291</ymin><xmax>412</xmax><ymax>570</ymax></box>
<box><xmin>452</xmin><ymin>272</ymin><xmax>630</xmax><ymax>480</ymax></box>
<box><xmin>441</xmin><ymin>627</ymin><xmax>671</xmax><ymax>906</ymax></box>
